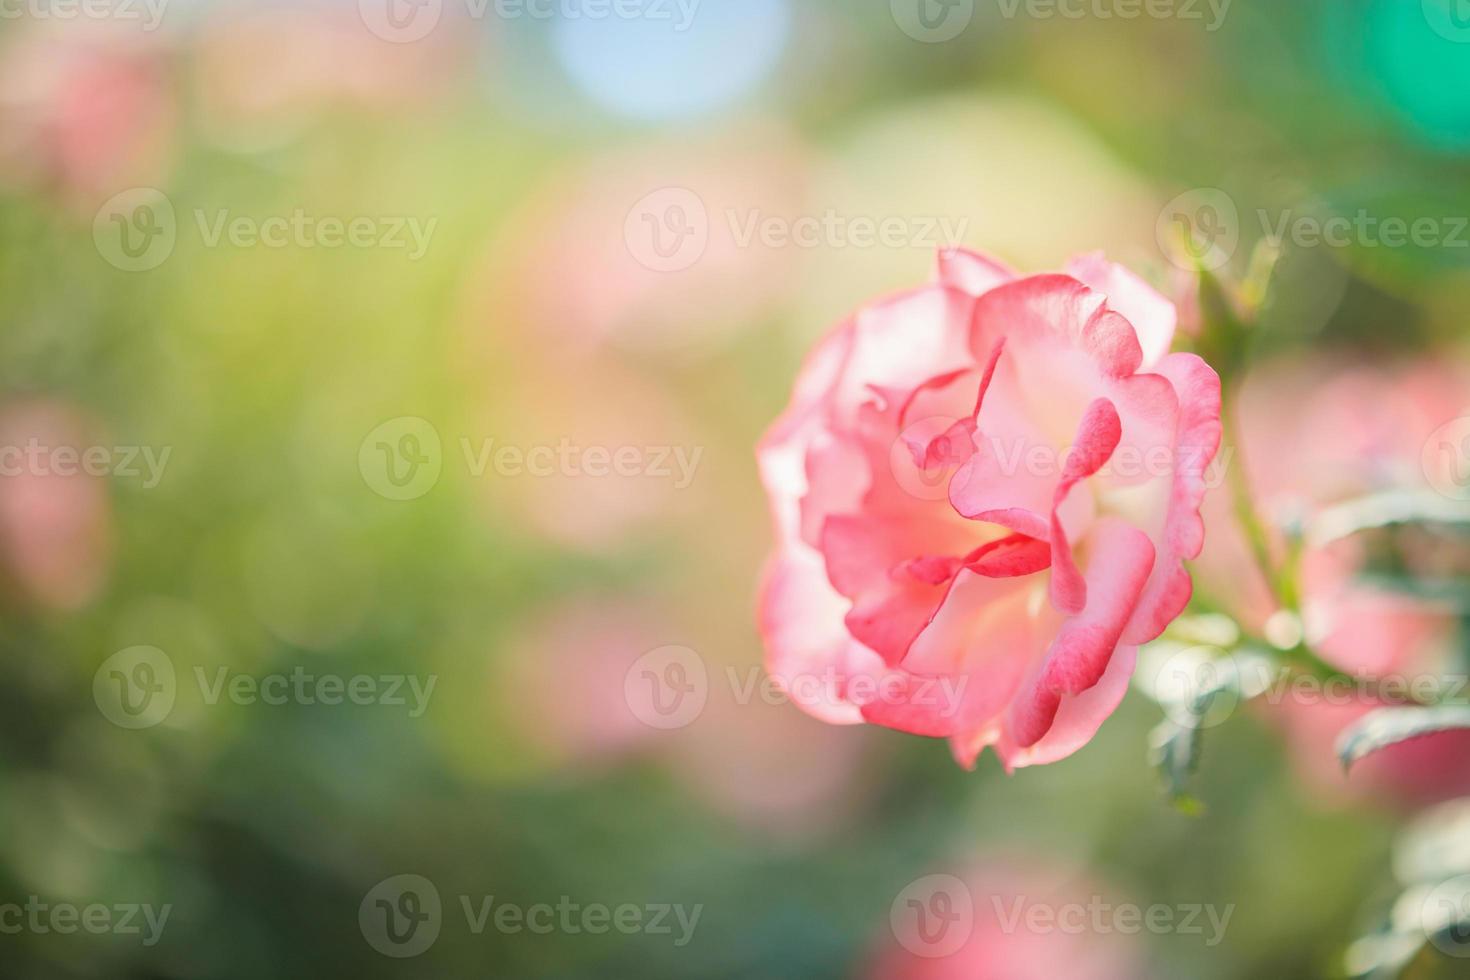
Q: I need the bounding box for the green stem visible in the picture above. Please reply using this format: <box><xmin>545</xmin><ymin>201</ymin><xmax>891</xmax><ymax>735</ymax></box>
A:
<box><xmin>1223</xmin><ymin>395</ymin><xmax>1291</xmax><ymax>611</ymax></box>
<box><xmin>1220</xmin><ymin>387</ymin><xmax>1351</xmax><ymax>687</ymax></box>
<box><xmin>1274</xmin><ymin>641</ymin><xmax>1348</xmax><ymax>686</ymax></box>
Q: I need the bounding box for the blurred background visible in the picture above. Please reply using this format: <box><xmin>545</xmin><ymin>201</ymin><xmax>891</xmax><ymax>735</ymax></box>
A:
<box><xmin>1</xmin><ymin>0</ymin><xmax>1470</xmax><ymax>976</ymax></box>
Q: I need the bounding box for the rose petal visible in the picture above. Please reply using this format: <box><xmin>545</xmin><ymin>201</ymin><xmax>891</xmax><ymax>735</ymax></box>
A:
<box><xmin>1067</xmin><ymin>251</ymin><xmax>1177</xmax><ymax>370</ymax></box>
<box><xmin>1049</xmin><ymin>398</ymin><xmax>1123</xmax><ymax>615</ymax></box>
<box><xmin>933</xmin><ymin>246</ymin><xmax>1017</xmax><ymax>296</ymax></box>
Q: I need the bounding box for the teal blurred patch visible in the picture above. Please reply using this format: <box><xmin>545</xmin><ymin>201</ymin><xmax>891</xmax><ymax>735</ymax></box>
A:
<box><xmin>1366</xmin><ymin>0</ymin><xmax>1470</xmax><ymax>150</ymax></box>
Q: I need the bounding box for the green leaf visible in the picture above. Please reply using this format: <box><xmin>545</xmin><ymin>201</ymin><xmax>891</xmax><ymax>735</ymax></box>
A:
<box><xmin>1309</xmin><ymin>490</ymin><xmax>1470</xmax><ymax>549</ymax></box>
<box><xmin>1395</xmin><ymin>799</ymin><xmax>1470</xmax><ymax>884</ymax></box>
<box><xmin>1336</xmin><ymin>706</ymin><xmax>1470</xmax><ymax>773</ymax></box>
<box><xmin>1139</xmin><ymin>642</ymin><xmax>1278</xmax><ymax>810</ymax></box>
<box><xmin>1356</xmin><ymin>574</ymin><xmax>1470</xmax><ymax>609</ymax></box>
<box><xmin>1343</xmin><ymin>931</ymin><xmax>1427</xmax><ymax>979</ymax></box>
<box><xmin>1345</xmin><ymin>801</ymin><xmax>1470</xmax><ymax>978</ymax></box>
<box><xmin>1149</xmin><ymin>720</ymin><xmax>1205</xmax><ymax>814</ymax></box>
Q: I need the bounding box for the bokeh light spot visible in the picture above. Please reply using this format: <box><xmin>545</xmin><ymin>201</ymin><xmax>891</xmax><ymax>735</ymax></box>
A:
<box><xmin>551</xmin><ymin>0</ymin><xmax>789</xmax><ymax>121</ymax></box>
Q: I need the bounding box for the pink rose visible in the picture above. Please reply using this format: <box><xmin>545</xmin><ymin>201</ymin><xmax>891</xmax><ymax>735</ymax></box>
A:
<box><xmin>756</xmin><ymin>248</ymin><xmax>1221</xmax><ymax>770</ymax></box>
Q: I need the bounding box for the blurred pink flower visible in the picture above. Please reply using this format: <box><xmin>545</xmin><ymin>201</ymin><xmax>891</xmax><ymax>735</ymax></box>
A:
<box><xmin>869</xmin><ymin>860</ymin><xmax>1146</xmax><ymax>980</ymax></box>
<box><xmin>1234</xmin><ymin>358</ymin><xmax>1467</xmax><ymax>515</ymax></box>
<box><xmin>0</xmin><ymin>400</ymin><xmax>113</xmax><ymax>611</ymax></box>
<box><xmin>192</xmin><ymin>5</ymin><xmax>464</xmax><ymax>152</ymax></box>
<box><xmin>1196</xmin><ymin>356</ymin><xmax>1470</xmax><ymax>807</ymax></box>
<box><xmin>1278</xmin><ymin>584</ymin><xmax>1470</xmax><ymax>808</ymax></box>
<box><xmin>466</xmin><ymin>353</ymin><xmax>699</xmax><ymax>554</ymax></box>
<box><xmin>0</xmin><ymin>26</ymin><xmax>175</xmax><ymax>206</ymax></box>
<box><xmin>491</xmin><ymin>126</ymin><xmax>807</xmax><ymax>357</ymax></box>
<box><xmin>500</xmin><ymin>597</ymin><xmax>673</xmax><ymax>766</ymax></box>
<box><xmin>757</xmin><ymin>248</ymin><xmax>1221</xmax><ymax>770</ymax></box>
<box><xmin>668</xmin><ymin>693</ymin><xmax>874</xmax><ymax>840</ymax></box>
